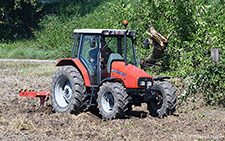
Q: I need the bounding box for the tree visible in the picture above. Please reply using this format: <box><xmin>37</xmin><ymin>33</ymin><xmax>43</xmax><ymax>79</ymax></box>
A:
<box><xmin>143</xmin><ymin>25</ymin><xmax>171</xmax><ymax>66</ymax></box>
<box><xmin>0</xmin><ymin>0</ymin><xmax>42</xmax><ymax>41</ymax></box>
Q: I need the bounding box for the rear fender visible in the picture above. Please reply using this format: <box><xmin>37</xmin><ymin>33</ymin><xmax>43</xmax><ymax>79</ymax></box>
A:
<box><xmin>56</xmin><ymin>58</ymin><xmax>91</xmax><ymax>87</ymax></box>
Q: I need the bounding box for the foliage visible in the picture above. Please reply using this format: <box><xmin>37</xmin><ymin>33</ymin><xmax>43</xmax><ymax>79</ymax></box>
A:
<box><xmin>89</xmin><ymin>0</ymin><xmax>224</xmax><ymax>106</ymax></box>
<box><xmin>188</xmin><ymin>61</ymin><xmax>225</xmax><ymax>106</ymax></box>
<box><xmin>0</xmin><ymin>0</ymin><xmax>224</xmax><ymax>106</ymax></box>
<box><xmin>0</xmin><ymin>0</ymin><xmax>103</xmax><ymax>42</ymax></box>
<box><xmin>0</xmin><ymin>0</ymin><xmax>42</xmax><ymax>41</ymax></box>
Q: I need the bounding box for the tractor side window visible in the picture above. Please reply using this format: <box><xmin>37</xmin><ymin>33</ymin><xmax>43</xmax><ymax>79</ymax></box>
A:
<box><xmin>121</xmin><ymin>37</ymin><xmax>135</xmax><ymax>65</ymax></box>
<box><xmin>79</xmin><ymin>34</ymin><xmax>99</xmax><ymax>85</ymax></box>
<box><xmin>103</xmin><ymin>36</ymin><xmax>135</xmax><ymax>65</ymax></box>
<box><xmin>72</xmin><ymin>34</ymin><xmax>80</xmax><ymax>58</ymax></box>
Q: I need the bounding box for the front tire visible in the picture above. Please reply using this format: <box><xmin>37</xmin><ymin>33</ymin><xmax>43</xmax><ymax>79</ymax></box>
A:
<box><xmin>147</xmin><ymin>81</ymin><xmax>177</xmax><ymax>118</ymax></box>
<box><xmin>97</xmin><ymin>82</ymin><xmax>129</xmax><ymax>120</ymax></box>
<box><xmin>50</xmin><ymin>66</ymin><xmax>85</xmax><ymax>114</ymax></box>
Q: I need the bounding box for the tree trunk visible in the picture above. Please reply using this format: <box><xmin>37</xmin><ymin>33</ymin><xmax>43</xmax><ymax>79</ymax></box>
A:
<box><xmin>142</xmin><ymin>26</ymin><xmax>169</xmax><ymax>67</ymax></box>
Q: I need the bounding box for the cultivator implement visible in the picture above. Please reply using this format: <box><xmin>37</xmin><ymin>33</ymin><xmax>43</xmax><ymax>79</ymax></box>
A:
<box><xmin>19</xmin><ymin>89</ymin><xmax>50</xmax><ymax>106</ymax></box>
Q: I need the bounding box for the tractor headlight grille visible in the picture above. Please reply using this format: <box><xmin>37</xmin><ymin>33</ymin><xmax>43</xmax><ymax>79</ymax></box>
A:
<box><xmin>138</xmin><ymin>78</ymin><xmax>153</xmax><ymax>87</ymax></box>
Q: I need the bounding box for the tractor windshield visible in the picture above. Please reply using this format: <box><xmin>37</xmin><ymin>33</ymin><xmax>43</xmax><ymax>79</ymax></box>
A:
<box><xmin>102</xmin><ymin>36</ymin><xmax>136</xmax><ymax>66</ymax></box>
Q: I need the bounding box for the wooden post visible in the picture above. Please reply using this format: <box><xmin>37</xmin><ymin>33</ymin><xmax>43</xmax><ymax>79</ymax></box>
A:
<box><xmin>211</xmin><ymin>48</ymin><xmax>221</xmax><ymax>63</ymax></box>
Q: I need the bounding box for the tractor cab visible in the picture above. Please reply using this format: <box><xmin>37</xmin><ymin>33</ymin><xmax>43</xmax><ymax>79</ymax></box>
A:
<box><xmin>71</xmin><ymin>28</ymin><xmax>138</xmax><ymax>85</ymax></box>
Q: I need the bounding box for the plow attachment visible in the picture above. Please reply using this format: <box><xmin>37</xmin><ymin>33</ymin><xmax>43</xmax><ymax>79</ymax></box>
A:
<box><xmin>19</xmin><ymin>89</ymin><xmax>50</xmax><ymax>106</ymax></box>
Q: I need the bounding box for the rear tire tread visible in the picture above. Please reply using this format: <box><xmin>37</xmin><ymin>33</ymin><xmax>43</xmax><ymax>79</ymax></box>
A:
<box><xmin>50</xmin><ymin>66</ymin><xmax>85</xmax><ymax>114</ymax></box>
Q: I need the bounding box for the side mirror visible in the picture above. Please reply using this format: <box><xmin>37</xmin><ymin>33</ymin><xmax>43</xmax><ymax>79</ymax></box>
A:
<box><xmin>144</xmin><ymin>39</ymin><xmax>150</xmax><ymax>49</ymax></box>
<box><xmin>90</xmin><ymin>37</ymin><xmax>96</xmax><ymax>48</ymax></box>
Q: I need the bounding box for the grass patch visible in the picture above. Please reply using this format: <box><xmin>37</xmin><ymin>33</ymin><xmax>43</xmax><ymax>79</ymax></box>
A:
<box><xmin>0</xmin><ymin>42</ymin><xmax>67</xmax><ymax>60</ymax></box>
<box><xmin>1</xmin><ymin>61</ymin><xmax>57</xmax><ymax>77</ymax></box>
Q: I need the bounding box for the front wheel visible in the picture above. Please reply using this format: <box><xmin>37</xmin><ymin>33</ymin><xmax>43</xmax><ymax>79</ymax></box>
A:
<box><xmin>147</xmin><ymin>81</ymin><xmax>177</xmax><ymax>118</ymax></box>
<box><xmin>97</xmin><ymin>82</ymin><xmax>129</xmax><ymax>120</ymax></box>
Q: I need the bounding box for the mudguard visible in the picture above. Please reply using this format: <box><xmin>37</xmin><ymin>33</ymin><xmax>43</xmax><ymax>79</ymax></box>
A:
<box><xmin>56</xmin><ymin>58</ymin><xmax>91</xmax><ymax>87</ymax></box>
<box><xmin>99</xmin><ymin>77</ymin><xmax>124</xmax><ymax>87</ymax></box>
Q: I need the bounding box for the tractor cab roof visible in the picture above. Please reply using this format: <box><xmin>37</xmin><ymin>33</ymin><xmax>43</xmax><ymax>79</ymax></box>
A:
<box><xmin>73</xmin><ymin>29</ymin><xmax>136</xmax><ymax>36</ymax></box>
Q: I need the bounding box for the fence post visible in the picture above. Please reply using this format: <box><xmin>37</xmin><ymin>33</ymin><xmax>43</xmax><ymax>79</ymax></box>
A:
<box><xmin>211</xmin><ymin>48</ymin><xmax>221</xmax><ymax>63</ymax></box>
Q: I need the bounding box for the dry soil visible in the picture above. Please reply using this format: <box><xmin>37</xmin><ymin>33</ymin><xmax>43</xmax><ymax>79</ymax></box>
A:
<box><xmin>0</xmin><ymin>61</ymin><xmax>224</xmax><ymax>141</ymax></box>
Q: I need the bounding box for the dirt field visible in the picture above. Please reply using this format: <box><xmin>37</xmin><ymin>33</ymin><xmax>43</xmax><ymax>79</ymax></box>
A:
<box><xmin>0</xmin><ymin>61</ymin><xmax>224</xmax><ymax>141</ymax></box>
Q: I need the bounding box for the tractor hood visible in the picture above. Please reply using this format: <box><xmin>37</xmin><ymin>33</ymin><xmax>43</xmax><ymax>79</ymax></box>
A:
<box><xmin>110</xmin><ymin>61</ymin><xmax>153</xmax><ymax>88</ymax></box>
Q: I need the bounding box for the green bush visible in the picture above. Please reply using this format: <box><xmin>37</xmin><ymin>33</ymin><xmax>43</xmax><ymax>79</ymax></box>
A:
<box><xmin>188</xmin><ymin>60</ymin><xmax>225</xmax><ymax>106</ymax></box>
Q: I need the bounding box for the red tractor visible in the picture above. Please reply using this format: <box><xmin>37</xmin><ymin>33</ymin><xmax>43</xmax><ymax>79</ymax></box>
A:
<box><xmin>50</xmin><ymin>21</ymin><xmax>176</xmax><ymax>119</ymax></box>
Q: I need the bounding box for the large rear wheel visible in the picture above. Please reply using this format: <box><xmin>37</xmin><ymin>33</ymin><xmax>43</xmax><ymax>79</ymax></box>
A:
<box><xmin>97</xmin><ymin>82</ymin><xmax>129</xmax><ymax>120</ymax></box>
<box><xmin>50</xmin><ymin>66</ymin><xmax>85</xmax><ymax>114</ymax></box>
<box><xmin>147</xmin><ymin>81</ymin><xmax>177</xmax><ymax>118</ymax></box>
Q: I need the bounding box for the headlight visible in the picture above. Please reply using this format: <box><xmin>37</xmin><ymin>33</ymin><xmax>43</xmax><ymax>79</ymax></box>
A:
<box><xmin>139</xmin><ymin>81</ymin><xmax>145</xmax><ymax>86</ymax></box>
<box><xmin>147</xmin><ymin>81</ymin><xmax>152</xmax><ymax>87</ymax></box>
<box><xmin>138</xmin><ymin>78</ymin><xmax>153</xmax><ymax>87</ymax></box>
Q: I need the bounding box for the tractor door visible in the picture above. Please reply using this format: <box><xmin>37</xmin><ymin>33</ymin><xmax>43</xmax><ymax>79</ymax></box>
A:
<box><xmin>79</xmin><ymin>34</ymin><xmax>100</xmax><ymax>85</ymax></box>
<box><xmin>100</xmin><ymin>36</ymin><xmax>136</xmax><ymax>80</ymax></box>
